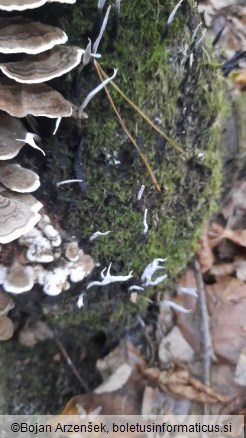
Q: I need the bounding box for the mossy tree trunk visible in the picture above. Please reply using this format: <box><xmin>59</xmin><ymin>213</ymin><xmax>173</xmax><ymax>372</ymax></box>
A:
<box><xmin>0</xmin><ymin>0</ymin><xmax>223</xmax><ymax>414</ymax></box>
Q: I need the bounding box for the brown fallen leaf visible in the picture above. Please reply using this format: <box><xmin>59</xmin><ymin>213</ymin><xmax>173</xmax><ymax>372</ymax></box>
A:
<box><xmin>142</xmin><ymin>366</ymin><xmax>231</xmax><ymax>404</ymax></box>
<box><xmin>235</xmin><ymin>259</ymin><xmax>246</xmax><ymax>281</ymax></box>
<box><xmin>210</xmin><ymin>263</ymin><xmax>235</xmax><ymax>276</ymax></box>
<box><xmin>175</xmin><ymin>270</ymin><xmax>200</xmax><ymax>352</ymax></box>
<box><xmin>206</xmin><ymin>276</ymin><xmax>246</xmax><ymax>364</ymax></box>
<box><xmin>60</xmin><ymin>341</ymin><xmax>148</xmax><ymax>418</ymax></box>
<box><xmin>96</xmin><ymin>340</ymin><xmax>146</xmax><ymax>381</ymax></box>
<box><xmin>221</xmin><ymin>181</ymin><xmax>246</xmax><ymax>221</ymax></box>
<box><xmin>209</xmin><ymin>223</ymin><xmax>246</xmax><ymax>248</ymax></box>
<box><xmin>235</xmin><ymin>69</ymin><xmax>246</xmax><ymax>89</ymax></box>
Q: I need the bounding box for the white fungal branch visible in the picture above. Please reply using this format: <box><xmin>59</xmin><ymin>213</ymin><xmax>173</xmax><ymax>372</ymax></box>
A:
<box><xmin>16</xmin><ymin>132</ymin><xmax>45</xmax><ymax>156</ymax></box>
<box><xmin>128</xmin><ymin>285</ymin><xmax>144</xmax><ymax>292</ymax></box>
<box><xmin>98</xmin><ymin>0</ymin><xmax>106</xmax><ymax>11</ymax></box>
<box><xmin>89</xmin><ymin>231</ymin><xmax>111</xmax><ymax>241</ymax></box>
<box><xmin>93</xmin><ymin>5</ymin><xmax>111</xmax><ymax>54</ymax></box>
<box><xmin>79</xmin><ymin>68</ymin><xmax>117</xmax><ymax>117</ymax></box>
<box><xmin>82</xmin><ymin>38</ymin><xmax>101</xmax><ymax>66</ymax></box>
<box><xmin>191</xmin><ymin>22</ymin><xmax>202</xmax><ymax>43</ymax></box>
<box><xmin>144</xmin><ymin>274</ymin><xmax>167</xmax><ymax>287</ymax></box>
<box><xmin>56</xmin><ymin>179</ymin><xmax>84</xmax><ymax>187</ymax></box>
<box><xmin>194</xmin><ymin>29</ymin><xmax>207</xmax><ymax>50</ymax></box>
<box><xmin>167</xmin><ymin>0</ymin><xmax>184</xmax><ymax>27</ymax></box>
<box><xmin>137</xmin><ymin>184</ymin><xmax>145</xmax><ymax>201</ymax></box>
<box><xmin>141</xmin><ymin>258</ymin><xmax>167</xmax><ymax>287</ymax></box>
<box><xmin>87</xmin><ymin>263</ymin><xmax>133</xmax><ymax>289</ymax></box>
<box><xmin>143</xmin><ymin>208</ymin><xmax>148</xmax><ymax>234</ymax></box>
<box><xmin>160</xmin><ymin>300</ymin><xmax>192</xmax><ymax>314</ymax></box>
<box><xmin>177</xmin><ymin>286</ymin><xmax>198</xmax><ymax>297</ymax></box>
<box><xmin>77</xmin><ymin>293</ymin><xmax>84</xmax><ymax>308</ymax></box>
<box><xmin>115</xmin><ymin>0</ymin><xmax>121</xmax><ymax>14</ymax></box>
<box><xmin>53</xmin><ymin>117</ymin><xmax>62</xmax><ymax>135</ymax></box>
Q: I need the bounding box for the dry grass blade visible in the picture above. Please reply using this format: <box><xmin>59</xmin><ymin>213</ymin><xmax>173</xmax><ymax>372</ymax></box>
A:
<box><xmin>94</xmin><ymin>60</ymin><xmax>161</xmax><ymax>192</ymax></box>
<box><xmin>95</xmin><ymin>61</ymin><xmax>184</xmax><ymax>154</ymax></box>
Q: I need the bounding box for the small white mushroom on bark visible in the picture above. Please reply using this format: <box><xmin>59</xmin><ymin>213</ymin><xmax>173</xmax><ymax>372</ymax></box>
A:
<box><xmin>65</xmin><ymin>241</ymin><xmax>79</xmax><ymax>262</ymax></box>
<box><xmin>26</xmin><ymin>240</ymin><xmax>54</xmax><ymax>263</ymax></box>
<box><xmin>67</xmin><ymin>250</ymin><xmax>95</xmax><ymax>283</ymax></box>
<box><xmin>19</xmin><ymin>227</ymin><xmax>54</xmax><ymax>262</ymax></box>
<box><xmin>42</xmin><ymin>267</ymin><xmax>70</xmax><ymax>296</ymax></box>
<box><xmin>3</xmin><ymin>262</ymin><xmax>34</xmax><ymax>293</ymax></box>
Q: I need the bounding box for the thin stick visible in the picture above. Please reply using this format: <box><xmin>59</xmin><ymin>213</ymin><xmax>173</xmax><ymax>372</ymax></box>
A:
<box><xmin>95</xmin><ymin>61</ymin><xmax>184</xmax><ymax>154</ymax></box>
<box><xmin>94</xmin><ymin>60</ymin><xmax>161</xmax><ymax>192</ymax></box>
<box><xmin>54</xmin><ymin>336</ymin><xmax>89</xmax><ymax>392</ymax></box>
<box><xmin>193</xmin><ymin>258</ymin><xmax>216</xmax><ymax>386</ymax></box>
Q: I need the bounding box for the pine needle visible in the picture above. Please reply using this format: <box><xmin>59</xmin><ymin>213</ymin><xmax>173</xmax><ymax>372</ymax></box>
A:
<box><xmin>94</xmin><ymin>60</ymin><xmax>161</xmax><ymax>192</ymax></box>
<box><xmin>95</xmin><ymin>61</ymin><xmax>184</xmax><ymax>154</ymax></box>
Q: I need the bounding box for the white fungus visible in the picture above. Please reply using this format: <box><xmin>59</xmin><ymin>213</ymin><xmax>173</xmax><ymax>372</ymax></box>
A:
<box><xmin>87</xmin><ymin>263</ymin><xmax>133</xmax><ymax>289</ymax></box>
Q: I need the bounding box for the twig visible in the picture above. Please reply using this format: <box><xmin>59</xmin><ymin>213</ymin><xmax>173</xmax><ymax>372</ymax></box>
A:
<box><xmin>193</xmin><ymin>258</ymin><xmax>216</xmax><ymax>386</ymax></box>
<box><xmin>54</xmin><ymin>336</ymin><xmax>89</xmax><ymax>392</ymax></box>
<box><xmin>95</xmin><ymin>61</ymin><xmax>184</xmax><ymax>154</ymax></box>
<box><xmin>94</xmin><ymin>60</ymin><xmax>161</xmax><ymax>192</ymax></box>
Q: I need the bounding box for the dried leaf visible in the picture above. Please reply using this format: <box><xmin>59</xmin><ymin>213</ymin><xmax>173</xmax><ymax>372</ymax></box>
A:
<box><xmin>234</xmin><ymin>346</ymin><xmax>246</xmax><ymax>386</ymax></box>
<box><xmin>142</xmin><ymin>366</ymin><xmax>231</xmax><ymax>404</ymax></box>
<box><xmin>206</xmin><ymin>277</ymin><xmax>246</xmax><ymax>364</ymax></box>
<box><xmin>96</xmin><ymin>340</ymin><xmax>145</xmax><ymax>381</ymax></box>
<box><xmin>209</xmin><ymin>223</ymin><xmax>246</xmax><ymax>249</ymax></box>
<box><xmin>210</xmin><ymin>263</ymin><xmax>235</xmax><ymax>276</ymax></box>
<box><xmin>235</xmin><ymin>69</ymin><xmax>246</xmax><ymax>87</ymax></box>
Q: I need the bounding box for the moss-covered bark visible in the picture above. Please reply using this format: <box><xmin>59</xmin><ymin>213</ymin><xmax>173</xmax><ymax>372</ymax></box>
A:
<box><xmin>0</xmin><ymin>0</ymin><xmax>224</xmax><ymax>414</ymax></box>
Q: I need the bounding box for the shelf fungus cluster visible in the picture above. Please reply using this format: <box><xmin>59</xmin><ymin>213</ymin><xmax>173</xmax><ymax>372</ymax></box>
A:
<box><xmin>0</xmin><ymin>0</ymin><xmax>84</xmax><ymax>245</ymax></box>
<box><xmin>0</xmin><ymin>0</ymin><xmax>97</xmax><ymax>307</ymax></box>
<box><xmin>0</xmin><ymin>213</ymin><xmax>95</xmax><ymax>296</ymax></box>
<box><xmin>0</xmin><ymin>290</ymin><xmax>14</xmax><ymax>341</ymax></box>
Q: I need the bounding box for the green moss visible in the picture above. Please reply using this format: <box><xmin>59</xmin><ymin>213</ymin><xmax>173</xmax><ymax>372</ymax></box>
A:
<box><xmin>42</xmin><ymin>0</ymin><xmax>224</xmax><ymax>281</ymax></box>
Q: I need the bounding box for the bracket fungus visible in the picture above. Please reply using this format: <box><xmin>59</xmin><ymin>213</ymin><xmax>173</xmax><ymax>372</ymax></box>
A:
<box><xmin>0</xmin><ymin>163</ymin><xmax>40</xmax><ymax>193</ymax></box>
<box><xmin>0</xmin><ymin>195</ymin><xmax>40</xmax><ymax>244</ymax></box>
<box><xmin>0</xmin><ymin>0</ymin><xmax>75</xmax><ymax>12</ymax></box>
<box><xmin>0</xmin><ymin>290</ymin><xmax>14</xmax><ymax>316</ymax></box>
<box><xmin>0</xmin><ymin>45</ymin><xmax>84</xmax><ymax>84</ymax></box>
<box><xmin>0</xmin><ymin>112</ymin><xmax>43</xmax><ymax>159</ymax></box>
<box><xmin>0</xmin><ymin>17</ymin><xmax>67</xmax><ymax>54</ymax></box>
<box><xmin>0</xmin><ymin>315</ymin><xmax>14</xmax><ymax>341</ymax></box>
<box><xmin>0</xmin><ymin>82</ymin><xmax>72</xmax><ymax>118</ymax></box>
<box><xmin>0</xmin><ymin>188</ymin><xmax>43</xmax><ymax>213</ymax></box>
<box><xmin>0</xmin><ymin>0</ymin><xmax>77</xmax><ymax>252</ymax></box>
